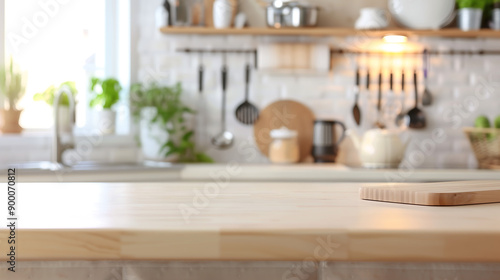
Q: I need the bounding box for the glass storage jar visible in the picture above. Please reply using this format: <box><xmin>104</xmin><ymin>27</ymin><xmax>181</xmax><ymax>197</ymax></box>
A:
<box><xmin>269</xmin><ymin>127</ymin><xmax>300</xmax><ymax>164</ymax></box>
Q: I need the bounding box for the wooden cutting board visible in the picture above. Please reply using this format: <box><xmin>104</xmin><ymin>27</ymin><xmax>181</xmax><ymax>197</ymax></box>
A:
<box><xmin>253</xmin><ymin>100</ymin><xmax>315</xmax><ymax>162</ymax></box>
<box><xmin>360</xmin><ymin>181</ymin><xmax>500</xmax><ymax>206</ymax></box>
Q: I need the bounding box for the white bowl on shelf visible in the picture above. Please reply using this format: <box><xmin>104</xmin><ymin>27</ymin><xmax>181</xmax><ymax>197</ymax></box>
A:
<box><xmin>388</xmin><ymin>0</ymin><xmax>456</xmax><ymax>30</ymax></box>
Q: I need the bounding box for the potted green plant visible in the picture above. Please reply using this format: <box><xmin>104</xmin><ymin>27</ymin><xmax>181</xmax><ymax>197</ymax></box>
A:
<box><xmin>33</xmin><ymin>81</ymin><xmax>78</xmax><ymax>133</ymax></box>
<box><xmin>89</xmin><ymin>77</ymin><xmax>121</xmax><ymax>134</ymax></box>
<box><xmin>456</xmin><ymin>0</ymin><xmax>489</xmax><ymax>30</ymax></box>
<box><xmin>0</xmin><ymin>57</ymin><xmax>27</xmax><ymax>134</ymax></box>
<box><xmin>130</xmin><ymin>82</ymin><xmax>213</xmax><ymax>163</ymax></box>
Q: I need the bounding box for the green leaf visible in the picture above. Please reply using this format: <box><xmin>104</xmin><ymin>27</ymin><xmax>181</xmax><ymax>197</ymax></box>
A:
<box><xmin>195</xmin><ymin>153</ymin><xmax>214</xmax><ymax>163</ymax></box>
<box><xmin>182</xmin><ymin>131</ymin><xmax>194</xmax><ymax>142</ymax></box>
<box><xmin>0</xmin><ymin>56</ymin><xmax>27</xmax><ymax>109</ymax></box>
<box><xmin>89</xmin><ymin>77</ymin><xmax>121</xmax><ymax>109</ymax></box>
<box><xmin>456</xmin><ymin>0</ymin><xmax>490</xmax><ymax>9</ymax></box>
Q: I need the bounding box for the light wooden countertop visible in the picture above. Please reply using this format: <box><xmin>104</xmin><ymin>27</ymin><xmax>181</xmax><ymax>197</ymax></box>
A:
<box><xmin>1</xmin><ymin>182</ymin><xmax>500</xmax><ymax>262</ymax></box>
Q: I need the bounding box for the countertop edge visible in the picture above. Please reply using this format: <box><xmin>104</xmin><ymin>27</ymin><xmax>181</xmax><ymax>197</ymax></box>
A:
<box><xmin>2</xmin><ymin>229</ymin><xmax>500</xmax><ymax>262</ymax></box>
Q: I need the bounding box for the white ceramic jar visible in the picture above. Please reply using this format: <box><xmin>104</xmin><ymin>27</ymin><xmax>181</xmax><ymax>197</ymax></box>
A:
<box><xmin>269</xmin><ymin>127</ymin><xmax>300</xmax><ymax>164</ymax></box>
<box><xmin>213</xmin><ymin>0</ymin><xmax>233</xmax><ymax>29</ymax></box>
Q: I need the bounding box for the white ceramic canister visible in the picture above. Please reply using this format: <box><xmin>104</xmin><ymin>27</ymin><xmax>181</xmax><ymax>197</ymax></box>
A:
<box><xmin>213</xmin><ymin>0</ymin><xmax>233</xmax><ymax>29</ymax></box>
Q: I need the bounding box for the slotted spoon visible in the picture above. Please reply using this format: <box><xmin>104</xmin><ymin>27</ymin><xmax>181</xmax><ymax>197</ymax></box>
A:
<box><xmin>235</xmin><ymin>64</ymin><xmax>259</xmax><ymax>125</ymax></box>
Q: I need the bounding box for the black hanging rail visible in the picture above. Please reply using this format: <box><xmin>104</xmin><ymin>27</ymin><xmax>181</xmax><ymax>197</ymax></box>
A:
<box><xmin>330</xmin><ymin>49</ymin><xmax>500</xmax><ymax>56</ymax></box>
<box><xmin>177</xmin><ymin>48</ymin><xmax>258</xmax><ymax>68</ymax></box>
<box><xmin>177</xmin><ymin>48</ymin><xmax>257</xmax><ymax>54</ymax></box>
<box><xmin>177</xmin><ymin>47</ymin><xmax>500</xmax><ymax>70</ymax></box>
<box><xmin>178</xmin><ymin>47</ymin><xmax>500</xmax><ymax>56</ymax></box>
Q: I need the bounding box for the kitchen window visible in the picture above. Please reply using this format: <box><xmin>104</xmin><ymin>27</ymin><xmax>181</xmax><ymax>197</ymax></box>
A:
<box><xmin>1</xmin><ymin>0</ymin><xmax>132</xmax><ymax>134</ymax></box>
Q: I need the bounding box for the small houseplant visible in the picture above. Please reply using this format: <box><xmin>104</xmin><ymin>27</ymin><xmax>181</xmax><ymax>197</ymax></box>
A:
<box><xmin>33</xmin><ymin>81</ymin><xmax>78</xmax><ymax>133</ymax></box>
<box><xmin>456</xmin><ymin>0</ymin><xmax>490</xmax><ymax>30</ymax></box>
<box><xmin>130</xmin><ymin>82</ymin><xmax>213</xmax><ymax>163</ymax></box>
<box><xmin>89</xmin><ymin>77</ymin><xmax>121</xmax><ymax>134</ymax></box>
<box><xmin>0</xmin><ymin>57</ymin><xmax>27</xmax><ymax>134</ymax></box>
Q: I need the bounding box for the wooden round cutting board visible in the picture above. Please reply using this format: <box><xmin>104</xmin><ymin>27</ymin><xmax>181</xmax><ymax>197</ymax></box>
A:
<box><xmin>253</xmin><ymin>100</ymin><xmax>315</xmax><ymax>162</ymax></box>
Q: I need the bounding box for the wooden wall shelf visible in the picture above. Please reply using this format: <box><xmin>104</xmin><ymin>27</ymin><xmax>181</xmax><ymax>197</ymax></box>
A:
<box><xmin>160</xmin><ymin>27</ymin><xmax>500</xmax><ymax>38</ymax></box>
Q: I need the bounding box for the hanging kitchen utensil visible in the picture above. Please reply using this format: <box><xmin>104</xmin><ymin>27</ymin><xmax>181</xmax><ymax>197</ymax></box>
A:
<box><xmin>374</xmin><ymin>67</ymin><xmax>385</xmax><ymax>129</ymax></box>
<box><xmin>195</xmin><ymin>56</ymin><xmax>210</xmax><ymax>150</ymax></box>
<box><xmin>422</xmin><ymin>49</ymin><xmax>433</xmax><ymax>106</ymax></box>
<box><xmin>395</xmin><ymin>70</ymin><xmax>406</xmax><ymax>127</ymax></box>
<box><xmin>211</xmin><ymin>55</ymin><xmax>235</xmax><ymax>149</ymax></box>
<box><xmin>352</xmin><ymin>66</ymin><xmax>362</xmax><ymax>126</ymax></box>
<box><xmin>365</xmin><ymin>67</ymin><xmax>371</xmax><ymax>129</ymax></box>
<box><xmin>383</xmin><ymin>58</ymin><xmax>402</xmax><ymax>129</ymax></box>
<box><xmin>405</xmin><ymin>70</ymin><xmax>426</xmax><ymax>129</ymax></box>
<box><xmin>235</xmin><ymin>62</ymin><xmax>259</xmax><ymax>125</ymax></box>
<box><xmin>366</xmin><ymin>68</ymin><xmax>370</xmax><ymax>94</ymax></box>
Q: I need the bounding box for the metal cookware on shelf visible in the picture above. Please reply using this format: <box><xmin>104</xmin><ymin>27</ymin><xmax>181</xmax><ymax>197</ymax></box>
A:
<box><xmin>266</xmin><ymin>0</ymin><xmax>319</xmax><ymax>28</ymax></box>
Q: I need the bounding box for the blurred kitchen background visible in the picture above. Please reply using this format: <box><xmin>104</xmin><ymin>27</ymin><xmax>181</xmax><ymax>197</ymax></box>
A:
<box><xmin>1</xmin><ymin>0</ymin><xmax>500</xmax><ymax>170</ymax></box>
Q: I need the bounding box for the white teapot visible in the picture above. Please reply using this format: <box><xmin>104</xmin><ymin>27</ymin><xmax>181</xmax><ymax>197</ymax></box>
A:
<box><xmin>349</xmin><ymin>129</ymin><xmax>409</xmax><ymax>169</ymax></box>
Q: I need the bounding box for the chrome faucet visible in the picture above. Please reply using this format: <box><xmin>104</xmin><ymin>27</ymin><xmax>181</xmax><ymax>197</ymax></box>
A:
<box><xmin>52</xmin><ymin>86</ymin><xmax>75</xmax><ymax>166</ymax></box>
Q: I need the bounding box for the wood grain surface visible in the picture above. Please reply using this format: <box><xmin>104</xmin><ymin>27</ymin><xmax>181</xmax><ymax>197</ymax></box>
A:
<box><xmin>253</xmin><ymin>100</ymin><xmax>315</xmax><ymax>162</ymax></box>
<box><xmin>361</xmin><ymin>181</ymin><xmax>500</xmax><ymax>206</ymax></box>
<box><xmin>1</xmin><ymin>182</ymin><xmax>500</xmax><ymax>262</ymax></box>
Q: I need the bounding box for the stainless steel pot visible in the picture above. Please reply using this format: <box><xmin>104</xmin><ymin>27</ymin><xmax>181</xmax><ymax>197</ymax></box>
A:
<box><xmin>266</xmin><ymin>1</ymin><xmax>319</xmax><ymax>28</ymax></box>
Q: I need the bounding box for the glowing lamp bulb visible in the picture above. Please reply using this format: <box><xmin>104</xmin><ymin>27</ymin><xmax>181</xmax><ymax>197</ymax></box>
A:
<box><xmin>383</xmin><ymin>35</ymin><xmax>408</xmax><ymax>44</ymax></box>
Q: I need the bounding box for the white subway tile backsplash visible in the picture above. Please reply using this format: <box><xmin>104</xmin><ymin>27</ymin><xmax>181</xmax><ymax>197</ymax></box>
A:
<box><xmin>260</xmin><ymin>74</ymin><xmax>299</xmax><ymax>86</ymax></box>
<box><xmin>439</xmin><ymin>71</ymin><xmax>470</xmax><ymax>86</ymax></box>
<box><xmin>453</xmin><ymin>39</ymin><xmax>482</xmax><ymax>51</ymax></box>
<box><xmin>167</xmin><ymin>35</ymin><xmax>194</xmax><ymax>50</ymax></box>
<box><xmin>129</xmin><ymin>3</ymin><xmax>500</xmax><ymax>169</ymax></box>
<box><xmin>464</xmin><ymin>55</ymin><xmax>487</xmax><ymax>72</ymax></box>
<box><xmin>482</xmin><ymin>38</ymin><xmax>500</xmax><ymax>50</ymax></box>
